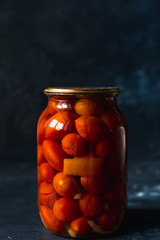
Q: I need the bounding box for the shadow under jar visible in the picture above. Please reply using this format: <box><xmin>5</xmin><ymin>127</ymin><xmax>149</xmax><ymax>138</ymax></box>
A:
<box><xmin>37</xmin><ymin>87</ymin><xmax>128</xmax><ymax>238</ymax></box>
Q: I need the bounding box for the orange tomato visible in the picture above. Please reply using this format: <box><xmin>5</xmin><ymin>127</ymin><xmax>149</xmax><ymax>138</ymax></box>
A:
<box><xmin>37</xmin><ymin>109</ymin><xmax>52</xmax><ymax>144</ymax></box>
<box><xmin>53</xmin><ymin>172</ymin><xmax>79</xmax><ymax>197</ymax></box>
<box><xmin>39</xmin><ymin>182</ymin><xmax>55</xmax><ymax>206</ymax></box>
<box><xmin>40</xmin><ymin>205</ymin><xmax>65</xmax><ymax>233</ymax></box>
<box><xmin>101</xmin><ymin>108</ymin><xmax>122</xmax><ymax>132</ymax></box>
<box><xmin>71</xmin><ymin>216</ymin><xmax>91</xmax><ymax>235</ymax></box>
<box><xmin>62</xmin><ymin>133</ymin><xmax>86</xmax><ymax>156</ymax></box>
<box><xmin>43</xmin><ymin>139</ymin><xmax>64</xmax><ymax>171</ymax></box>
<box><xmin>47</xmin><ymin>99</ymin><xmax>59</xmax><ymax>115</ymax></box>
<box><xmin>75</xmin><ymin>99</ymin><xmax>103</xmax><ymax>116</ymax></box>
<box><xmin>39</xmin><ymin>162</ymin><xmax>55</xmax><ymax>183</ymax></box>
<box><xmin>53</xmin><ymin>197</ymin><xmax>79</xmax><ymax>222</ymax></box>
<box><xmin>75</xmin><ymin>115</ymin><xmax>109</xmax><ymax>142</ymax></box>
<box><xmin>79</xmin><ymin>193</ymin><xmax>104</xmax><ymax>217</ymax></box>
<box><xmin>45</xmin><ymin>111</ymin><xmax>75</xmax><ymax>140</ymax></box>
<box><xmin>95</xmin><ymin>135</ymin><xmax>119</xmax><ymax>159</ymax></box>
<box><xmin>37</xmin><ymin>144</ymin><xmax>46</xmax><ymax>165</ymax></box>
<box><xmin>80</xmin><ymin>176</ymin><xmax>110</xmax><ymax>194</ymax></box>
<box><xmin>97</xmin><ymin>208</ymin><xmax>121</xmax><ymax>230</ymax></box>
<box><xmin>105</xmin><ymin>182</ymin><xmax>125</xmax><ymax>206</ymax></box>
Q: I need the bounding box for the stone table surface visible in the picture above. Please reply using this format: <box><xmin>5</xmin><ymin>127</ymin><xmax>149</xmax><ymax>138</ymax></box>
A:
<box><xmin>0</xmin><ymin>157</ymin><xmax>160</xmax><ymax>240</ymax></box>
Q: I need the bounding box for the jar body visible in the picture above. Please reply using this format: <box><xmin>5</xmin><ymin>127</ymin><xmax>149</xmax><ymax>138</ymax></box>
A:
<box><xmin>37</xmin><ymin>89</ymin><xmax>127</xmax><ymax>238</ymax></box>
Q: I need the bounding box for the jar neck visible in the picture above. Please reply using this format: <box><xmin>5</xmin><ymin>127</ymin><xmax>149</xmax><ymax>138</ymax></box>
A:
<box><xmin>48</xmin><ymin>95</ymin><xmax>118</xmax><ymax>103</ymax></box>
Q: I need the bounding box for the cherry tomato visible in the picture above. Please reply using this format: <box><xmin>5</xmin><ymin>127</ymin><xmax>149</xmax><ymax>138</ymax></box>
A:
<box><xmin>45</xmin><ymin>111</ymin><xmax>75</xmax><ymax>140</ymax></box>
<box><xmin>75</xmin><ymin>115</ymin><xmax>109</xmax><ymax>142</ymax></box>
<box><xmin>71</xmin><ymin>216</ymin><xmax>91</xmax><ymax>235</ymax></box>
<box><xmin>37</xmin><ymin>109</ymin><xmax>52</xmax><ymax>144</ymax></box>
<box><xmin>37</xmin><ymin>144</ymin><xmax>46</xmax><ymax>165</ymax></box>
<box><xmin>53</xmin><ymin>172</ymin><xmax>79</xmax><ymax>197</ymax></box>
<box><xmin>39</xmin><ymin>182</ymin><xmax>55</xmax><ymax>206</ymax></box>
<box><xmin>80</xmin><ymin>175</ymin><xmax>110</xmax><ymax>194</ymax></box>
<box><xmin>100</xmin><ymin>107</ymin><xmax>123</xmax><ymax>132</ymax></box>
<box><xmin>40</xmin><ymin>205</ymin><xmax>65</xmax><ymax>233</ymax></box>
<box><xmin>79</xmin><ymin>193</ymin><xmax>104</xmax><ymax>217</ymax></box>
<box><xmin>53</xmin><ymin>197</ymin><xmax>79</xmax><ymax>222</ymax></box>
<box><xmin>39</xmin><ymin>162</ymin><xmax>55</xmax><ymax>183</ymax></box>
<box><xmin>62</xmin><ymin>133</ymin><xmax>86</xmax><ymax>156</ymax></box>
<box><xmin>97</xmin><ymin>208</ymin><xmax>122</xmax><ymax>230</ymax></box>
<box><xmin>105</xmin><ymin>182</ymin><xmax>125</xmax><ymax>206</ymax></box>
<box><xmin>96</xmin><ymin>135</ymin><xmax>118</xmax><ymax>159</ymax></box>
<box><xmin>75</xmin><ymin>99</ymin><xmax>103</xmax><ymax>116</ymax></box>
<box><xmin>47</xmin><ymin>99</ymin><xmax>59</xmax><ymax>115</ymax></box>
<box><xmin>43</xmin><ymin>139</ymin><xmax>64</xmax><ymax>171</ymax></box>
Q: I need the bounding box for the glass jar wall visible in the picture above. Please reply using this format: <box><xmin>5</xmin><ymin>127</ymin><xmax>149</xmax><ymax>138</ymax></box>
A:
<box><xmin>37</xmin><ymin>87</ymin><xmax>128</xmax><ymax>238</ymax></box>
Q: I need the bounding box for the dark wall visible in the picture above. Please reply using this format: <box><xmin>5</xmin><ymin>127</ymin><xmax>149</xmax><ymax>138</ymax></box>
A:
<box><xmin>1</xmin><ymin>0</ymin><xmax>160</xmax><ymax>160</ymax></box>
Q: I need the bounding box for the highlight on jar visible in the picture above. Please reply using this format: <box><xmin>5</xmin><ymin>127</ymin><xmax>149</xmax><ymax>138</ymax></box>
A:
<box><xmin>37</xmin><ymin>87</ymin><xmax>128</xmax><ymax>238</ymax></box>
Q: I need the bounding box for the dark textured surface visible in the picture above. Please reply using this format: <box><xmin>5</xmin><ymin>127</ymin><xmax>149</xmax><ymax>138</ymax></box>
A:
<box><xmin>1</xmin><ymin>156</ymin><xmax>160</xmax><ymax>240</ymax></box>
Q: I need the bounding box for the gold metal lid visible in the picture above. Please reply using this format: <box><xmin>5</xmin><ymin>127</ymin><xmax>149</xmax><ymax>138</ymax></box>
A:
<box><xmin>44</xmin><ymin>87</ymin><xmax>120</xmax><ymax>96</ymax></box>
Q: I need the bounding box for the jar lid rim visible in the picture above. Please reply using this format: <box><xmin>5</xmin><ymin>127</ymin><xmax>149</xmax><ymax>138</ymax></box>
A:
<box><xmin>44</xmin><ymin>87</ymin><xmax>120</xmax><ymax>96</ymax></box>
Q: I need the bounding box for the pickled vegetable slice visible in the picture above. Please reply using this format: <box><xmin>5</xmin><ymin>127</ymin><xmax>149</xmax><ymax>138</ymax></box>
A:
<box><xmin>63</xmin><ymin>157</ymin><xmax>104</xmax><ymax>177</ymax></box>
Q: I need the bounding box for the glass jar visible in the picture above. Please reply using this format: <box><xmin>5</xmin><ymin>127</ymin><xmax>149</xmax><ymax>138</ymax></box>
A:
<box><xmin>37</xmin><ymin>87</ymin><xmax>128</xmax><ymax>238</ymax></box>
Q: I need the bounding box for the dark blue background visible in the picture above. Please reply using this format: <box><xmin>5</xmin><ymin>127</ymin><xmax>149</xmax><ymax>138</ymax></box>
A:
<box><xmin>1</xmin><ymin>0</ymin><xmax>160</xmax><ymax>161</ymax></box>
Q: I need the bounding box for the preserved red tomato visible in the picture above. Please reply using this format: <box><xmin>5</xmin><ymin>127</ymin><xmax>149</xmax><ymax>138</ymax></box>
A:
<box><xmin>47</xmin><ymin>99</ymin><xmax>59</xmax><ymax>115</ymax></box>
<box><xmin>71</xmin><ymin>216</ymin><xmax>91</xmax><ymax>235</ymax></box>
<box><xmin>97</xmin><ymin>208</ymin><xmax>122</xmax><ymax>231</ymax></box>
<box><xmin>45</xmin><ymin>111</ymin><xmax>75</xmax><ymax>140</ymax></box>
<box><xmin>40</xmin><ymin>205</ymin><xmax>65</xmax><ymax>233</ymax></box>
<box><xmin>80</xmin><ymin>175</ymin><xmax>110</xmax><ymax>194</ymax></box>
<box><xmin>43</xmin><ymin>139</ymin><xmax>64</xmax><ymax>171</ymax></box>
<box><xmin>75</xmin><ymin>99</ymin><xmax>103</xmax><ymax>116</ymax></box>
<box><xmin>39</xmin><ymin>182</ymin><xmax>55</xmax><ymax>206</ymax></box>
<box><xmin>37</xmin><ymin>87</ymin><xmax>127</xmax><ymax>238</ymax></box>
<box><xmin>37</xmin><ymin>109</ymin><xmax>52</xmax><ymax>144</ymax></box>
<box><xmin>37</xmin><ymin>144</ymin><xmax>46</xmax><ymax>165</ymax></box>
<box><xmin>101</xmin><ymin>107</ymin><xmax>122</xmax><ymax>132</ymax></box>
<box><xmin>75</xmin><ymin>115</ymin><xmax>109</xmax><ymax>142</ymax></box>
<box><xmin>39</xmin><ymin>162</ymin><xmax>55</xmax><ymax>183</ymax></box>
<box><xmin>53</xmin><ymin>197</ymin><xmax>79</xmax><ymax>222</ymax></box>
<box><xmin>62</xmin><ymin>133</ymin><xmax>86</xmax><ymax>156</ymax></box>
<box><xmin>79</xmin><ymin>193</ymin><xmax>104</xmax><ymax>217</ymax></box>
<box><xmin>53</xmin><ymin>172</ymin><xmax>79</xmax><ymax>197</ymax></box>
<box><xmin>95</xmin><ymin>135</ymin><xmax>119</xmax><ymax>159</ymax></box>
